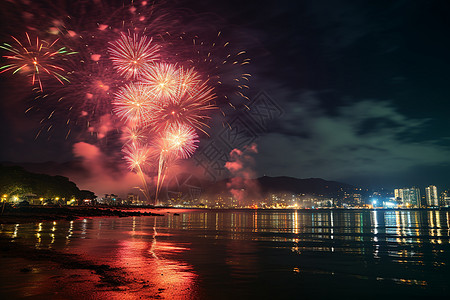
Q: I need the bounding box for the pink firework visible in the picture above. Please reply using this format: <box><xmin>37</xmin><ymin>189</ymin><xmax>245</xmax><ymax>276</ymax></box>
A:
<box><xmin>113</xmin><ymin>82</ymin><xmax>156</xmax><ymax>125</ymax></box>
<box><xmin>122</xmin><ymin>125</ymin><xmax>147</xmax><ymax>146</ymax></box>
<box><xmin>108</xmin><ymin>33</ymin><xmax>159</xmax><ymax>79</ymax></box>
<box><xmin>163</xmin><ymin>124</ymin><xmax>199</xmax><ymax>159</ymax></box>
<box><xmin>141</xmin><ymin>62</ymin><xmax>181</xmax><ymax>101</ymax></box>
<box><xmin>154</xmin><ymin>124</ymin><xmax>199</xmax><ymax>202</ymax></box>
<box><xmin>0</xmin><ymin>33</ymin><xmax>73</xmax><ymax>91</ymax></box>
<box><xmin>150</xmin><ymin>81</ymin><xmax>216</xmax><ymax>133</ymax></box>
<box><xmin>123</xmin><ymin>142</ymin><xmax>152</xmax><ymax>201</ymax></box>
<box><xmin>123</xmin><ymin>142</ymin><xmax>151</xmax><ymax>171</ymax></box>
<box><xmin>178</xmin><ymin>67</ymin><xmax>202</xmax><ymax>96</ymax></box>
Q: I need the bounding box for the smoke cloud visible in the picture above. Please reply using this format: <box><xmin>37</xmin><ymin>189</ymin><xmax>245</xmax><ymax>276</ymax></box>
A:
<box><xmin>72</xmin><ymin>142</ymin><xmax>145</xmax><ymax>198</ymax></box>
<box><xmin>225</xmin><ymin>143</ymin><xmax>261</xmax><ymax>205</ymax></box>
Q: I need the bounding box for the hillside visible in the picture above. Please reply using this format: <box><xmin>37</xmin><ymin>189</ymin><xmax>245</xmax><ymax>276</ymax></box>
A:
<box><xmin>202</xmin><ymin>176</ymin><xmax>355</xmax><ymax>198</ymax></box>
<box><xmin>0</xmin><ymin>164</ymin><xmax>95</xmax><ymax>200</ymax></box>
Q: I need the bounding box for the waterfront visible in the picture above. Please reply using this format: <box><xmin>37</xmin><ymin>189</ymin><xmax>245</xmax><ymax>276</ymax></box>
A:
<box><xmin>1</xmin><ymin>209</ymin><xmax>450</xmax><ymax>299</ymax></box>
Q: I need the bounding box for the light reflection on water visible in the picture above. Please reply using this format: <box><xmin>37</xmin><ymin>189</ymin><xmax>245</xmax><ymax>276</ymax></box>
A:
<box><xmin>1</xmin><ymin>209</ymin><xmax>450</xmax><ymax>298</ymax></box>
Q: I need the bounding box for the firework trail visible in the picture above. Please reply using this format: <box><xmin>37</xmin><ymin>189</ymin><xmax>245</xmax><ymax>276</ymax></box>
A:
<box><xmin>154</xmin><ymin>124</ymin><xmax>199</xmax><ymax>203</ymax></box>
<box><xmin>123</xmin><ymin>142</ymin><xmax>152</xmax><ymax>202</ymax></box>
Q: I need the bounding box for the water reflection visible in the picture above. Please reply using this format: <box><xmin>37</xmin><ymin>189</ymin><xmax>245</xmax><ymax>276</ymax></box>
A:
<box><xmin>1</xmin><ymin>209</ymin><xmax>450</xmax><ymax>298</ymax></box>
<box><xmin>158</xmin><ymin>209</ymin><xmax>450</xmax><ymax>263</ymax></box>
<box><xmin>160</xmin><ymin>210</ymin><xmax>450</xmax><ymax>243</ymax></box>
<box><xmin>115</xmin><ymin>220</ymin><xmax>197</xmax><ymax>298</ymax></box>
<box><xmin>66</xmin><ymin>220</ymin><xmax>73</xmax><ymax>246</ymax></box>
<box><xmin>3</xmin><ymin>210</ymin><xmax>450</xmax><ymax>251</ymax></box>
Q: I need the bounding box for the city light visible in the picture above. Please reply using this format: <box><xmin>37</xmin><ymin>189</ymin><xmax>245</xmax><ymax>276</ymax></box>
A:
<box><xmin>383</xmin><ymin>201</ymin><xmax>397</xmax><ymax>208</ymax></box>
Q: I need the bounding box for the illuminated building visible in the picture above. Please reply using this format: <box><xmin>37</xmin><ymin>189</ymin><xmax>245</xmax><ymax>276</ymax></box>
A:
<box><xmin>425</xmin><ymin>185</ymin><xmax>439</xmax><ymax>207</ymax></box>
<box><xmin>394</xmin><ymin>187</ymin><xmax>420</xmax><ymax>207</ymax></box>
<box><xmin>127</xmin><ymin>193</ymin><xmax>141</xmax><ymax>205</ymax></box>
<box><xmin>440</xmin><ymin>190</ymin><xmax>450</xmax><ymax>207</ymax></box>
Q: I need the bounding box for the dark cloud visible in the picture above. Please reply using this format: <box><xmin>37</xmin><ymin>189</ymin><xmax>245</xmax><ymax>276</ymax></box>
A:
<box><xmin>256</xmin><ymin>91</ymin><xmax>450</xmax><ymax>188</ymax></box>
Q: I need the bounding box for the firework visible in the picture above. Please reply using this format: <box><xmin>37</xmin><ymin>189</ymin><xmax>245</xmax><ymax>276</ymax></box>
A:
<box><xmin>108</xmin><ymin>33</ymin><xmax>159</xmax><ymax>80</ymax></box>
<box><xmin>0</xmin><ymin>0</ymin><xmax>250</xmax><ymax>206</ymax></box>
<box><xmin>167</xmin><ymin>31</ymin><xmax>252</xmax><ymax>111</ymax></box>
<box><xmin>123</xmin><ymin>142</ymin><xmax>152</xmax><ymax>201</ymax></box>
<box><xmin>122</xmin><ymin>125</ymin><xmax>147</xmax><ymax>146</ymax></box>
<box><xmin>0</xmin><ymin>33</ymin><xmax>74</xmax><ymax>91</ymax></box>
<box><xmin>163</xmin><ymin>124</ymin><xmax>199</xmax><ymax>159</ymax></box>
<box><xmin>113</xmin><ymin>82</ymin><xmax>156</xmax><ymax>126</ymax></box>
<box><xmin>150</xmin><ymin>81</ymin><xmax>216</xmax><ymax>133</ymax></box>
<box><xmin>178</xmin><ymin>67</ymin><xmax>202</xmax><ymax>96</ymax></box>
<box><xmin>123</xmin><ymin>142</ymin><xmax>151</xmax><ymax>172</ymax></box>
<box><xmin>141</xmin><ymin>62</ymin><xmax>181</xmax><ymax>101</ymax></box>
<box><xmin>154</xmin><ymin>124</ymin><xmax>199</xmax><ymax>203</ymax></box>
<box><xmin>49</xmin><ymin>55</ymin><xmax>119</xmax><ymax>136</ymax></box>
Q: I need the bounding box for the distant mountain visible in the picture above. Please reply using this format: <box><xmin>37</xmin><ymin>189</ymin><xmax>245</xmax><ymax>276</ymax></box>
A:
<box><xmin>202</xmin><ymin>176</ymin><xmax>356</xmax><ymax>198</ymax></box>
<box><xmin>258</xmin><ymin>176</ymin><xmax>355</xmax><ymax>194</ymax></box>
<box><xmin>0</xmin><ymin>161</ymin><xmax>86</xmax><ymax>178</ymax></box>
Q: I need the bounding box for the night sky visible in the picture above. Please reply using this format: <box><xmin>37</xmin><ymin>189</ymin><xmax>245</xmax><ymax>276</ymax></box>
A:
<box><xmin>1</xmin><ymin>0</ymin><xmax>450</xmax><ymax>194</ymax></box>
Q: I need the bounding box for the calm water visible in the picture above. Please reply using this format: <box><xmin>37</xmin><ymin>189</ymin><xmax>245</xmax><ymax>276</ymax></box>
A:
<box><xmin>1</xmin><ymin>209</ymin><xmax>450</xmax><ymax>299</ymax></box>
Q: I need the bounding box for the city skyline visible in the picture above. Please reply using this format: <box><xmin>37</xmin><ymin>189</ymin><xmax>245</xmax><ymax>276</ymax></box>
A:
<box><xmin>3</xmin><ymin>162</ymin><xmax>450</xmax><ymax>209</ymax></box>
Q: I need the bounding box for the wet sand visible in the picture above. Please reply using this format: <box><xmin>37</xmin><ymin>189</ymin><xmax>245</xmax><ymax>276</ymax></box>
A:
<box><xmin>0</xmin><ymin>207</ymin><xmax>167</xmax><ymax>299</ymax></box>
<box><xmin>0</xmin><ymin>235</ymin><xmax>160</xmax><ymax>299</ymax></box>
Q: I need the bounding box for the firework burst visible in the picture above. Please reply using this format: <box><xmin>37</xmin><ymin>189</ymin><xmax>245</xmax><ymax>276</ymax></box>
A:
<box><xmin>163</xmin><ymin>124</ymin><xmax>199</xmax><ymax>159</ymax></box>
<box><xmin>150</xmin><ymin>81</ymin><xmax>217</xmax><ymax>133</ymax></box>
<box><xmin>123</xmin><ymin>142</ymin><xmax>151</xmax><ymax>172</ymax></box>
<box><xmin>113</xmin><ymin>82</ymin><xmax>156</xmax><ymax>126</ymax></box>
<box><xmin>122</xmin><ymin>125</ymin><xmax>148</xmax><ymax>146</ymax></box>
<box><xmin>108</xmin><ymin>33</ymin><xmax>160</xmax><ymax>80</ymax></box>
<box><xmin>141</xmin><ymin>62</ymin><xmax>181</xmax><ymax>101</ymax></box>
<box><xmin>0</xmin><ymin>33</ymin><xmax>74</xmax><ymax>91</ymax></box>
<box><xmin>178</xmin><ymin>67</ymin><xmax>202</xmax><ymax>96</ymax></box>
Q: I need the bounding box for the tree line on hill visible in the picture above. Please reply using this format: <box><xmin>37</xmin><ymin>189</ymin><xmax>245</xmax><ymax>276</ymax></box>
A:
<box><xmin>0</xmin><ymin>164</ymin><xmax>96</xmax><ymax>201</ymax></box>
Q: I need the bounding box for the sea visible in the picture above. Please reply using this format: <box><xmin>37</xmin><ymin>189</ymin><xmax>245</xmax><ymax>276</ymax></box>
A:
<box><xmin>1</xmin><ymin>208</ymin><xmax>450</xmax><ymax>299</ymax></box>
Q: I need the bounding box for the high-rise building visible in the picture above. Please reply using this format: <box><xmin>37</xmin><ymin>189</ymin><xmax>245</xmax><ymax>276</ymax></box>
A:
<box><xmin>394</xmin><ymin>189</ymin><xmax>402</xmax><ymax>201</ymax></box>
<box><xmin>425</xmin><ymin>185</ymin><xmax>439</xmax><ymax>207</ymax></box>
<box><xmin>394</xmin><ymin>187</ymin><xmax>420</xmax><ymax>207</ymax></box>
<box><xmin>441</xmin><ymin>190</ymin><xmax>450</xmax><ymax>207</ymax></box>
<box><xmin>409</xmin><ymin>187</ymin><xmax>421</xmax><ymax>207</ymax></box>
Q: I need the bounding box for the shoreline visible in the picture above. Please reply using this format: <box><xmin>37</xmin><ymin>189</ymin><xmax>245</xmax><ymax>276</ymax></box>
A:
<box><xmin>0</xmin><ymin>235</ymin><xmax>147</xmax><ymax>298</ymax></box>
<box><xmin>1</xmin><ymin>205</ymin><xmax>448</xmax><ymax>225</ymax></box>
<box><xmin>0</xmin><ymin>205</ymin><xmax>164</xmax><ymax>224</ymax></box>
